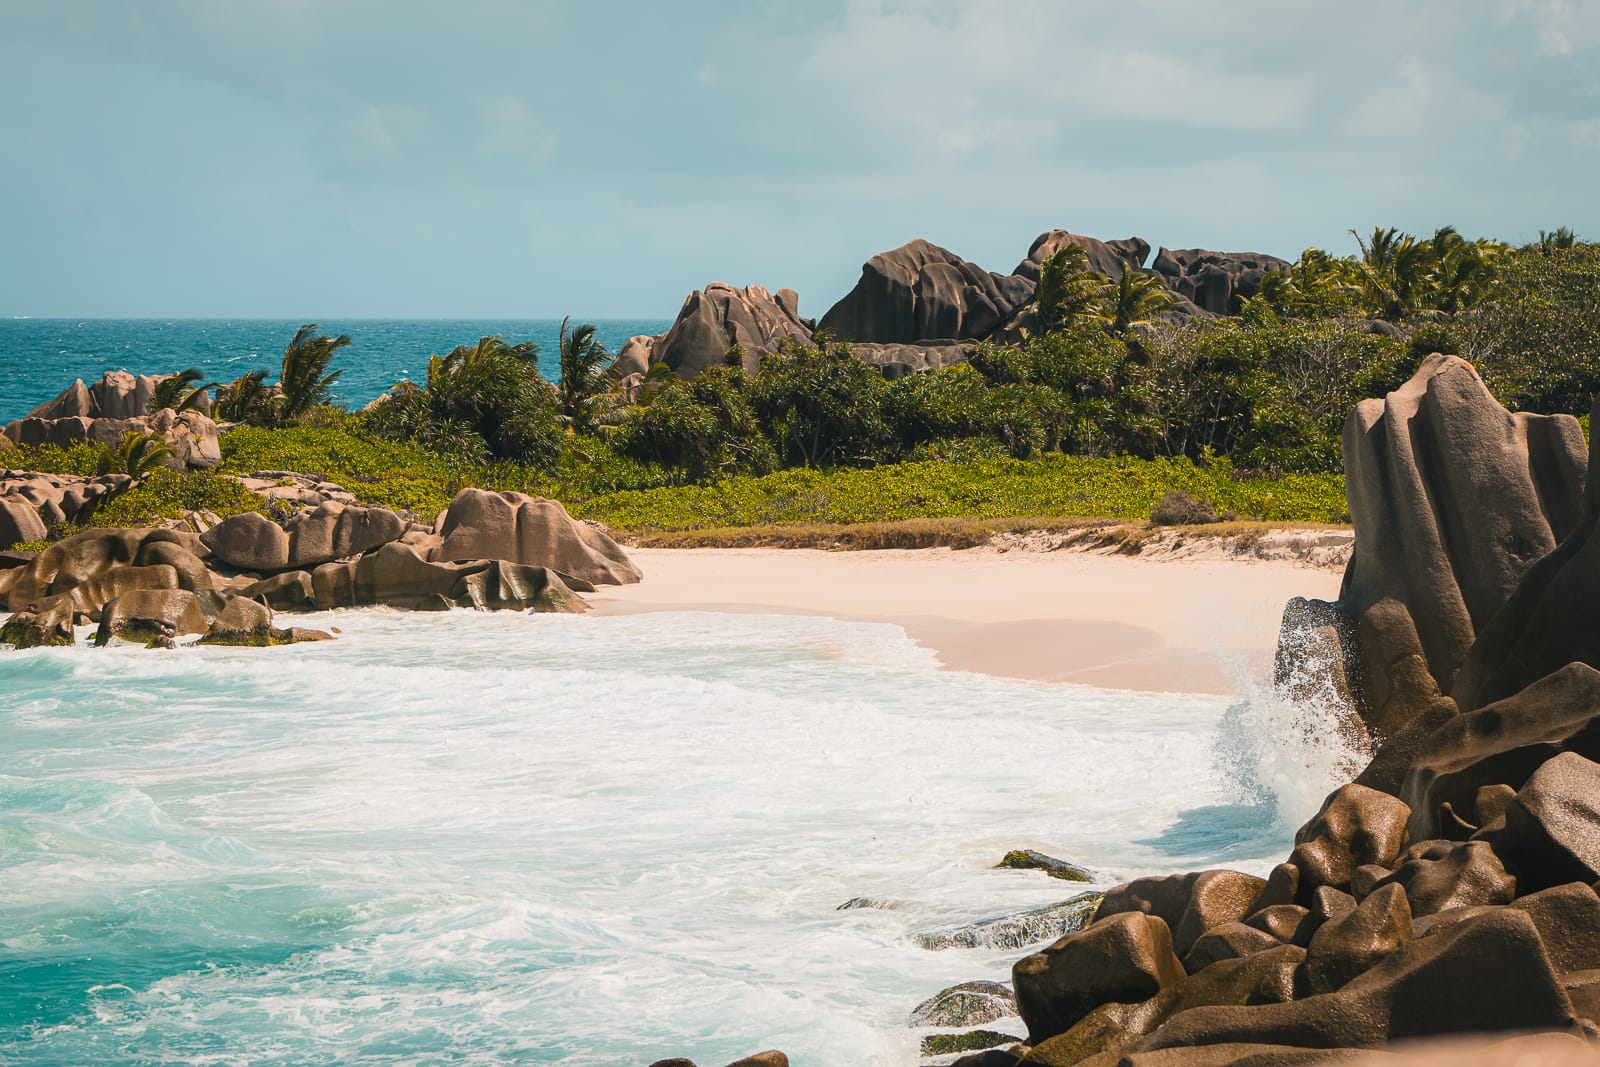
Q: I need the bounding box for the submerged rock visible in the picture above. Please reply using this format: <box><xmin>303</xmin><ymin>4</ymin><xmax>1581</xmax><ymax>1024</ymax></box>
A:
<box><xmin>910</xmin><ymin>981</ymin><xmax>1019</xmax><ymax>1028</ymax></box>
<box><xmin>920</xmin><ymin>1031</ymin><xmax>1019</xmax><ymax>1057</ymax></box>
<box><xmin>912</xmin><ymin>893</ymin><xmax>1103</xmax><ymax>951</ymax></box>
<box><xmin>997</xmin><ymin>850</ymin><xmax>1094</xmax><ymax>882</ymax></box>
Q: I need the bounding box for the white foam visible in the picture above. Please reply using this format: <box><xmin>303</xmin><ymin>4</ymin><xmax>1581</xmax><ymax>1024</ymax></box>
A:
<box><xmin>0</xmin><ymin>608</ymin><xmax>1356</xmax><ymax>1064</ymax></box>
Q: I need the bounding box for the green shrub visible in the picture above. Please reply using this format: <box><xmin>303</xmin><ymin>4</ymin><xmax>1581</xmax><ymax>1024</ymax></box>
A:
<box><xmin>88</xmin><ymin>469</ymin><xmax>267</xmax><ymax>527</ymax></box>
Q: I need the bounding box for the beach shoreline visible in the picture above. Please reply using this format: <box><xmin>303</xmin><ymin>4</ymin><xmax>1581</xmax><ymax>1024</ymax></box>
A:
<box><xmin>589</xmin><ymin>546</ymin><xmax>1342</xmax><ymax>696</ymax></box>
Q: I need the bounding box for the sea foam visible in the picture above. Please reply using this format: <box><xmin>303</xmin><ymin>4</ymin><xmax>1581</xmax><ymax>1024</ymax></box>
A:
<box><xmin>0</xmin><ymin>608</ymin><xmax>1351</xmax><ymax>1065</ymax></box>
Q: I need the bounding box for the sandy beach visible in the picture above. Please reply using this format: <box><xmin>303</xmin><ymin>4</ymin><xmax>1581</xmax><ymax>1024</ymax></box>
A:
<box><xmin>590</xmin><ymin>547</ymin><xmax>1343</xmax><ymax>696</ymax></box>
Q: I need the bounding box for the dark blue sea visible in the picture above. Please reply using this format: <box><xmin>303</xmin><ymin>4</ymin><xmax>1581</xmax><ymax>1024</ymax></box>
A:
<box><xmin>0</xmin><ymin>319</ymin><xmax>672</xmax><ymax>421</ymax></box>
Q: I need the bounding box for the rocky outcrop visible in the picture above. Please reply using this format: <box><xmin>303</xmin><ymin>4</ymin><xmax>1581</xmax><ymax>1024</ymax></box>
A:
<box><xmin>201</xmin><ymin>502</ymin><xmax>407</xmax><ymax>572</ymax></box>
<box><xmin>654</xmin><ymin>283</ymin><xmax>813</xmax><ymax>377</ymax></box>
<box><xmin>978</xmin><ymin>356</ymin><xmax>1600</xmax><ymax>1065</ymax></box>
<box><xmin>26</xmin><ymin>371</ymin><xmax>215</xmax><ymax>421</ymax></box>
<box><xmin>310</xmin><ymin>542</ymin><xmax>586</xmax><ymax>613</ymax></box>
<box><xmin>614</xmin><ymin>335</ymin><xmax>656</xmax><ymax>379</ymax></box>
<box><xmin>5</xmin><ymin>409</ymin><xmax>222</xmax><ymax>470</ymax></box>
<box><xmin>433</xmin><ymin>488</ymin><xmax>641</xmax><ymax>586</ymax></box>
<box><xmin>1013</xmin><ymin>230</ymin><xmax>1150</xmax><ymax>283</ymax></box>
<box><xmin>1150</xmin><ymin>248</ymin><xmax>1292</xmax><ymax>317</ymax></box>
<box><xmin>93</xmin><ymin>588</ymin><xmax>211</xmax><ymax>647</ymax></box>
<box><xmin>1275</xmin><ymin>355</ymin><xmax>1586</xmax><ymax>747</ymax></box>
<box><xmin>818</xmin><ymin>238</ymin><xmax>1033</xmax><ymax>345</ymax></box>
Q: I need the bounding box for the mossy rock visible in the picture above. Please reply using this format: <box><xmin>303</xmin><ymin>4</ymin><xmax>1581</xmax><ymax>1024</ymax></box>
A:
<box><xmin>920</xmin><ymin>1030</ymin><xmax>1017</xmax><ymax>1056</ymax></box>
<box><xmin>997</xmin><ymin>849</ymin><xmax>1093</xmax><ymax>882</ymax></box>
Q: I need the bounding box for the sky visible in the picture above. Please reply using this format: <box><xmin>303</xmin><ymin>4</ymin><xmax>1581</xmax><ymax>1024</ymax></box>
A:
<box><xmin>2</xmin><ymin>1</ymin><xmax>1598</xmax><ymax>319</ymax></box>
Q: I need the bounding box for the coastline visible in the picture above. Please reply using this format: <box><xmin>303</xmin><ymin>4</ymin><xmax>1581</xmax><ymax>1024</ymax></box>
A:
<box><xmin>590</xmin><ymin>546</ymin><xmax>1343</xmax><ymax>695</ymax></box>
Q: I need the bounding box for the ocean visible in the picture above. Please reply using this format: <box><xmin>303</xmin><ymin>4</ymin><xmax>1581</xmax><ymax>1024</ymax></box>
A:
<box><xmin>0</xmin><ymin>319</ymin><xmax>673</xmax><ymax>421</ymax></box>
<box><xmin>0</xmin><ymin>609</ymin><xmax>1360</xmax><ymax>1065</ymax></box>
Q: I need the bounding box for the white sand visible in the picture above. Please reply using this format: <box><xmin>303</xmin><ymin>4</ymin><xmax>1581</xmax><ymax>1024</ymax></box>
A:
<box><xmin>589</xmin><ymin>547</ymin><xmax>1342</xmax><ymax>696</ymax></box>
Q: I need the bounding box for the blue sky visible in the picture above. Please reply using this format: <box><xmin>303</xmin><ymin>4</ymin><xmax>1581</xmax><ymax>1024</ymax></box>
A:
<box><xmin>2</xmin><ymin>1</ymin><xmax>1597</xmax><ymax>318</ymax></box>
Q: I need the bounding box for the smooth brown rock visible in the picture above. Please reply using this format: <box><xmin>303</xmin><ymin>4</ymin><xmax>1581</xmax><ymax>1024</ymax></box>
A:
<box><xmin>1183</xmin><ymin>922</ymin><xmax>1286</xmax><ymax>975</ymax></box>
<box><xmin>1150</xmin><ymin>247</ymin><xmax>1291</xmax><ymax>316</ymax></box>
<box><xmin>1316</xmin><ymin>356</ymin><xmax>1587</xmax><ymax>743</ymax></box>
<box><xmin>1244</xmin><ymin>905</ymin><xmax>1317</xmax><ymax>947</ymax></box>
<box><xmin>1399</xmin><ymin>664</ymin><xmax>1600</xmax><ymax>842</ymax></box>
<box><xmin>1301</xmin><ymin>883</ymin><xmax>1414</xmax><ymax>996</ymax></box>
<box><xmin>6</xmin><ymin>528</ymin><xmax>214</xmax><ymax>616</ymax></box>
<box><xmin>283</xmin><ymin>501</ymin><xmax>406</xmax><ymax>569</ymax></box>
<box><xmin>1370</xmin><ymin>841</ymin><xmax>1515</xmax><ymax>916</ymax></box>
<box><xmin>1013</xmin><ymin>912</ymin><xmax>1187</xmax><ymax>1044</ymax></box>
<box><xmin>0</xmin><ymin>498</ymin><xmax>47</xmax><ymax>547</ymax></box>
<box><xmin>433</xmin><ymin>489</ymin><xmax>640</xmax><ymax>586</ymax></box>
<box><xmin>1171</xmin><ymin>870</ymin><xmax>1269</xmax><ymax>959</ymax></box>
<box><xmin>1252</xmin><ymin>864</ymin><xmax>1301</xmax><ymax>911</ymax></box>
<box><xmin>94</xmin><ymin>588</ymin><xmax>209</xmax><ymax>646</ymax></box>
<box><xmin>1093</xmin><ymin>873</ymin><xmax>1201</xmax><ymax>930</ymax></box>
<box><xmin>1291</xmin><ymin>786</ymin><xmax>1411</xmax><ymax>897</ymax></box>
<box><xmin>239</xmin><ymin>571</ymin><xmax>317</xmax><ymax>611</ymax></box>
<box><xmin>203</xmin><ymin>512</ymin><xmax>291</xmax><ymax>572</ymax></box>
<box><xmin>313</xmin><ymin>542</ymin><xmax>586</xmax><ymax>614</ymax></box>
<box><xmin>1131</xmin><ymin>907</ymin><xmax>1574</xmax><ymax>1052</ymax></box>
<box><xmin>1484</xmin><ymin>753</ymin><xmax>1600</xmax><ymax>891</ymax></box>
<box><xmin>1510</xmin><ymin>882</ymin><xmax>1600</xmax><ymax>974</ymax></box>
<box><xmin>0</xmin><ymin>596</ymin><xmax>75</xmax><ymax>647</ymax></box>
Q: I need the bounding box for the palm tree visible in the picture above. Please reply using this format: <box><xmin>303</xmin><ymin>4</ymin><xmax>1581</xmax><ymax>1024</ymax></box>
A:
<box><xmin>556</xmin><ymin>317</ymin><xmax>614</xmax><ymax>432</ymax></box>
<box><xmin>1351</xmin><ymin>227</ymin><xmax>1431</xmax><ymax>321</ymax></box>
<box><xmin>1095</xmin><ymin>269</ymin><xmax>1176</xmax><ymax>334</ymax></box>
<box><xmin>1538</xmin><ymin>227</ymin><xmax>1578</xmax><ymax>253</ymax></box>
<box><xmin>97</xmin><ymin>430</ymin><xmax>176</xmax><ymax>479</ymax></box>
<box><xmin>274</xmin><ymin>324</ymin><xmax>350</xmax><ymax>424</ymax></box>
<box><xmin>148</xmin><ymin>368</ymin><xmax>212</xmax><ymax>414</ymax></box>
<box><xmin>1427</xmin><ymin>227</ymin><xmax>1500</xmax><ymax>314</ymax></box>
<box><xmin>1036</xmin><ymin>245</ymin><xmax>1113</xmax><ymax>333</ymax></box>
<box><xmin>214</xmin><ymin>369</ymin><xmax>273</xmax><ymax>424</ymax></box>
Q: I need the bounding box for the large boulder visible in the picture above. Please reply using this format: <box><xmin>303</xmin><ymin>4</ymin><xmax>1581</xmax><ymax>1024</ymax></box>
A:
<box><xmin>613</xmin><ymin>334</ymin><xmax>656</xmax><ymax>378</ymax></box>
<box><xmin>1454</xmin><ymin>400</ymin><xmax>1600</xmax><ymax>710</ymax></box>
<box><xmin>5</xmin><ymin>527</ymin><xmax>215</xmax><ymax>618</ymax></box>
<box><xmin>1290</xmin><ymin>355</ymin><xmax>1586</xmax><ymax>743</ymax></box>
<box><xmin>818</xmin><ymin>238</ymin><xmax>1033</xmax><ymax>344</ymax></box>
<box><xmin>1398</xmin><ymin>664</ymin><xmax>1600</xmax><ymax>841</ymax></box>
<box><xmin>1013</xmin><ymin>230</ymin><xmax>1150</xmax><ymax>283</ymax></box>
<box><xmin>93</xmin><ymin>588</ymin><xmax>210</xmax><ymax>646</ymax></box>
<box><xmin>1150</xmin><ymin>248</ymin><xmax>1291</xmax><ymax>316</ymax></box>
<box><xmin>313</xmin><ymin>542</ymin><xmax>587</xmax><ymax>614</ymax></box>
<box><xmin>1013</xmin><ymin>912</ymin><xmax>1188</xmax><ymax>1045</ymax></box>
<box><xmin>203</xmin><ymin>512</ymin><xmax>291</xmax><ymax>572</ymax></box>
<box><xmin>0</xmin><ymin>596</ymin><xmax>76</xmax><ymax>647</ymax></box>
<box><xmin>1482</xmin><ymin>752</ymin><xmax>1600</xmax><ymax>892</ymax></box>
<box><xmin>1</xmin><ymin>498</ymin><xmax>47</xmax><ymax>547</ymax></box>
<box><xmin>25</xmin><ymin>378</ymin><xmax>95</xmax><ymax>420</ymax></box>
<box><xmin>1290</xmin><ymin>786</ymin><xmax>1411</xmax><ymax>898</ymax></box>
<box><xmin>654</xmin><ymin>283</ymin><xmax>813</xmax><ymax>377</ymax></box>
<box><xmin>433</xmin><ymin>489</ymin><xmax>640</xmax><ymax>586</ymax></box>
<box><xmin>283</xmin><ymin>501</ymin><xmax>407</xmax><ymax>570</ymax></box>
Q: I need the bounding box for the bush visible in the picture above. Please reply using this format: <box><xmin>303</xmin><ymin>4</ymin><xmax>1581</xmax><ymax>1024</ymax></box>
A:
<box><xmin>751</xmin><ymin>340</ymin><xmax>889</xmax><ymax>466</ymax></box>
<box><xmin>1150</xmin><ymin>489</ymin><xmax>1221</xmax><ymax>525</ymax></box>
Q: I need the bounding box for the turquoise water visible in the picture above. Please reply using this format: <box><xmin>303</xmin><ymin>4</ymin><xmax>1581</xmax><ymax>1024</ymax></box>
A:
<box><xmin>0</xmin><ymin>609</ymin><xmax>1356</xmax><ymax>1064</ymax></box>
<box><xmin>0</xmin><ymin>319</ymin><xmax>671</xmax><ymax>421</ymax></box>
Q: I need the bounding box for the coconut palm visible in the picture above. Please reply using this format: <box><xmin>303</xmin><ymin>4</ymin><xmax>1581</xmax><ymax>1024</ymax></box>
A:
<box><xmin>1095</xmin><ymin>269</ymin><xmax>1176</xmax><ymax>335</ymax></box>
<box><xmin>1351</xmin><ymin>227</ymin><xmax>1433</xmax><ymax>321</ymax></box>
<box><xmin>1427</xmin><ymin>227</ymin><xmax>1500</xmax><ymax>314</ymax></box>
<box><xmin>274</xmin><ymin>324</ymin><xmax>350</xmax><ymax>424</ymax></box>
<box><xmin>1036</xmin><ymin>245</ymin><xmax>1113</xmax><ymax>333</ymax></box>
<box><xmin>556</xmin><ymin>317</ymin><xmax>614</xmax><ymax>432</ymax></box>
<box><xmin>148</xmin><ymin>368</ymin><xmax>212</xmax><ymax>414</ymax></box>
<box><xmin>97</xmin><ymin>430</ymin><xmax>176</xmax><ymax>479</ymax></box>
<box><xmin>214</xmin><ymin>369</ymin><xmax>272</xmax><ymax>424</ymax></box>
<box><xmin>1537</xmin><ymin>227</ymin><xmax>1578</xmax><ymax>253</ymax></box>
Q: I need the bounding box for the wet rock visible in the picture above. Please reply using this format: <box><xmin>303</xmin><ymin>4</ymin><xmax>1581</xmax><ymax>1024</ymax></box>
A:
<box><xmin>1290</xmin><ymin>785</ymin><xmax>1410</xmax><ymax>898</ymax></box>
<box><xmin>0</xmin><ymin>597</ymin><xmax>75</xmax><ymax>647</ymax></box>
<box><xmin>1300</xmin><ymin>883</ymin><xmax>1414</xmax><ymax>996</ymax></box>
<box><xmin>1399</xmin><ymin>663</ymin><xmax>1600</xmax><ymax>842</ymax></box>
<box><xmin>1509</xmin><ymin>882</ymin><xmax>1600</xmax><ymax>974</ymax></box>
<box><xmin>1171</xmin><ymin>870</ymin><xmax>1269</xmax><ymax>958</ymax></box>
<box><xmin>1182</xmin><ymin>922</ymin><xmax>1285</xmax><ymax>974</ymax></box>
<box><xmin>911</xmin><ymin>981</ymin><xmax>1018</xmax><ymax>1028</ymax></box>
<box><xmin>1013</xmin><ymin>911</ymin><xmax>1187</xmax><ymax>1044</ymax></box>
<box><xmin>1243</xmin><ymin>905</ymin><xmax>1317</xmax><ymax>947</ymax></box>
<box><xmin>913</xmin><ymin>893</ymin><xmax>1103</xmax><ymax>952</ymax></box>
<box><xmin>93</xmin><ymin>588</ymin><xmax>209</xmax><ymax>646</ymax></box>
<box><xmin>1370</xmin><ymin>840</ymin><xmax>1515</xmax><ymax>916</ymax></box>
<box><xmin>921</xmin><ymin>1031</ymin><xmax>1019</xmax><ymax>1057</ymax></box>
<box><xmin>1483</xmin><ymin>752</ymin><xmax>1600</xmax><ymax>891</ymax></box>
<box><xmin>1093</xmin><ymin>873</ymin><xmax>1201</xmax><ymax>930</ymax></box>
<box><xmin>836</xmin><ymin>897</ymin><xmax>902</xmax><ymax>911</ymax></box>
<box><xmin>997</xmin><ymin>850</ymin><xmax>1093</xmax><ymax>882</ymax></box>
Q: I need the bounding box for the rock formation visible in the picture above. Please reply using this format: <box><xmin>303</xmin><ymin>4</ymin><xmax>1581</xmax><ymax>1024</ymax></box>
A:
<box><xmin>1150</xmin><ymin>248</ymin><xmax>1291</xmax><ymax>317</ymax></box>
<box><xmin>818</xmin><ymin>238</ymin><xmax>1034</xmax><ymax>344</ymax></box>
<box><xmin>433</xmin><ymin>488</ymin><xmax>642</xmax><ymax>586</ymax></box>
<box><xmin>1013</xmin><ymin>231</ymin><xmax>1151</xmax><ymax>283</ymax></box>
<box><xmin>966</xmin><ymin>356</ymin><xmax>1600</xmax><ymax>1065</ymax></box>
<box><xmin>654</xmin><ymin>283</ymin><xmax>814</xmax><ymax>377</ymax></box>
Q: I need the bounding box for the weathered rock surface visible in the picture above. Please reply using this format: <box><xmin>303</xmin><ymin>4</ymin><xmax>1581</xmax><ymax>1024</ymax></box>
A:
<box><xmin>1013</xmin><ymin>230</ymin><xmax>1150</xmax><ymax>283</ymax></box>
<box><xmin>6</xmin><ymin>527</ymin><xmax>215</xmax><ymax>617</ymax></box>
<box><xmin>998</xmin><ymin>849</ymin><xmax>1094</xmax><ymax>882</ymax></box>
<box><xmin>1013</xmin><ymin>912</ymin><xmax>1188</xmax><ymax>1045</ymax></box>
<box><xmin>818</xmin><ymin>238</ymin><xmax>1033</xmax><ymax>345</ymax></box>
<box><xmin>25</xmin><ymin>371</ymin><xmax>213</xmax><ymax>421</ymax></box>
<box><xmin>911</xmin><ymin>981</ymin><xmax>1020</xmax><ymax>1028</ymax></box>
<box><xmin>1150</xmin><ymin>248</ymin><xmax>1290</xmax><ymax>316</ymax></box>
<box><xmin>93</xmin><ymin>588</ymin><xmax>210</xmax><ymax>646</ymax></box>
<box><xmin>913</xmin><ymin>894</ymin><xmax>1103</xmax><ymax>952</ymax></box>
<box><xmin>1288</xmin><ymin>355</ymin><xmax>1585</xmax><ymax>744</ymax></box>
<box><xmin>654</xmin><ymin>282</ymin><xmax>813</xmax><ymax>377</ymax></box>
<box><xmin>433</xmin><ymin>488</ymin><xmax>640</xmax><ymax>586</ymax></box>
<box><xmin>312</xmin><ymin>542</ymin><xmax>586</xmax><ymax>614</ymax></box>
